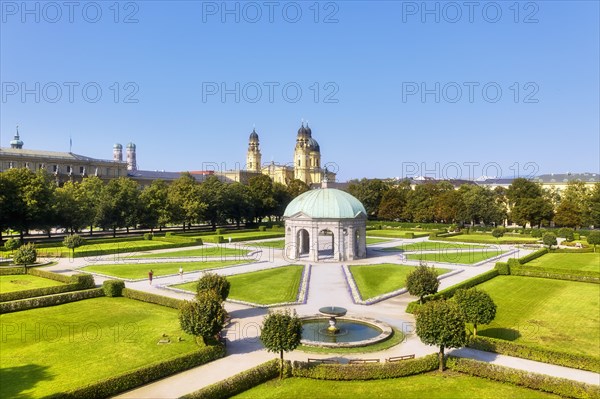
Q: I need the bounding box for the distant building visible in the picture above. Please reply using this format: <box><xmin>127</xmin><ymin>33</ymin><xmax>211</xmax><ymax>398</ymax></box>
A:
<box><xmin>0</xmin><ymin>127</ymin><xmax>128</xmax><ymax>183</ymax></box>
<box><xmin>0</xmin><ymin>122</ymin><xmax>337</xmax><ymax>187</ymax></box>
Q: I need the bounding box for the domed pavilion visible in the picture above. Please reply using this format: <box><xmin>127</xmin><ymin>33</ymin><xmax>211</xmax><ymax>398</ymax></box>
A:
<box><xmin>283</xmin><ymin>187</ymin><xmax>367</xmax><ymax>262</ymax></box>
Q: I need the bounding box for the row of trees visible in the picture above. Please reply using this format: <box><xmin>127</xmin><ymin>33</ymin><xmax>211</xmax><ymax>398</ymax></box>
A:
<box><xmin>0</xmin><ymin>169</ymin><xmax>311</xmax><ymax>241</ymax></box>
<box><xmin>348</xmin><ymin>178</ymin><xmax>600</xmax><ymax>228</ymax></box>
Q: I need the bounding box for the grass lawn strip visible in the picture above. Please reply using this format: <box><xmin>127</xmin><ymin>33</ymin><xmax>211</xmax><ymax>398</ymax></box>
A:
<box><xmin>349</xmin><ymin>264</ymin><xmax>451</xmax><ymax>301</ymax></box>
<box><xmin>233</xmin><ymin>372</ymin><xmax>558</xmax><ymax>398</ymax></box>
<box><xmin>525</xmin><ymin>252</ymin><xmax>600</xmax><ymax>273</ymax></box>
<box><xmin>81</xmin><ymin>260</ymin><xmax>250</xmax><ymax>279</ymax></box>
<box><xmin>365</xmin><ymin>237</ymin><xmax>392</xmax><ymax>245</ymax></box>
<box><xmin>172</xmin><ymin>265</ymin><xmax>304</xmax><ymax>305</ymax></box>
<box><xmin>34</xmin><ymin>239</ymin><xmax>174</xmax><ymax>258</ymax></box>
<box><xmin>0</xmin><ymin>274</ymin><xmax>65</xmax><ymax>293</ymax></box>
<box><xmin>476</xmin><ymin>276</ymin><xmax>600</xmax><ymax>357</ymax></box>
<box><xmin>435</xmin><ymin>234</ymin><xmax>538</xmax><ymax>244</ymax></box>
<box><xmin>367</xmin><ymin>229</ymin><xmax>432</xmax><ymax>238</ymax></box>
<box><xmin>385</xmin><ymin>241</ymin><xmax>492</xmax><ymax>252</ymax></box>
<box><xmin>250</xmin><ymin>240</ymin><xmax>285</xmax><ymax>249</ymax></box>
<box><xmin>134</xmin><ymin>246</ymin><xmax>251</xmax><ymax>259</ymax></box>
<box><xmin>0</xmin><ymin>297</ymin><xmax>200</xmax><ymax>398</ymax></box>
<box><xmin>406</xmin><ymin>250</ymin><xmax>505</xmax><ymax>264</ymax></box>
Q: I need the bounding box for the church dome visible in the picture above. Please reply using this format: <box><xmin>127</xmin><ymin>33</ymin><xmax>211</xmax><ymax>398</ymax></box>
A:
<box><xmin>127</xmin><ymin>142</ymin><xmax>136</xmax><ymax>149</ymax></box>
<box><xmin>113</xmin><ymin>143</ymin><xmax>122</xmax><ymax>149</ymax></box>
<box><xmin>297</xmin><ymin>124</ymin><xmax>307</xmax><ymax>137</ymax></box>
<box><xmin>307</xmin><ymin>137</ymin><xmax>320</xmax><ymax>151</ymax></box>
<box><xmin>249</xmin><ymin>128</ymin><xmax>259</xmax><ymax>141</ymax></box>
<box><xmin>283</xmin><ymin>188</ymin><xmax>366</xmax><ymax>219</ymax></box>
<box><xmin>305</xmin><ymin>124</ymin><xmax>312</xmax><ymax>136</ymax></box>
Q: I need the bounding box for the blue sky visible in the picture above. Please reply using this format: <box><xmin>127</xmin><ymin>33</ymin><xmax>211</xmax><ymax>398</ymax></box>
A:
<box><xmin>1</xmin><ymin>1</ymin><xmax>598</xmax><ymax>181</ymax></box>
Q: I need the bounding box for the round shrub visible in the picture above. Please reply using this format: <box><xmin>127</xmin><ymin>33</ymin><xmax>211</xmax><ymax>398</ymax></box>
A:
<box><xmin>196</xmin><ymin>272</ymin><xmax>230</xmax><ymax>301</ymax></box>
<box><xmin>557</xmin><ymin>228</ymin><xmax>574</xmax><ymax>242</ymax></box>
<box><xmin>215</xmin><ymin>228</ymin><xmax>225</xmax><ymax>235</ymax></box>
<box><xmin>103</xmin><ymin>280</ymin><xmax>125</xmax><ymax>297</ymax></box>
<box><xmin>259</xmin><ymin>226</ymin><xmax>267</xmax><ymax>232</ymax></box>
<box><xmin>13</xmin><ymin>243</ymin><xmax>37</xmax><ymax>267</ymax></box>
<box><xmin>143</xmin><ymin>233</ymin><xmax>153</xmax><ymax>240</ymax></box>
<box><xmin>531</xmin><ymin>229</ymin><xmax>544</xmax><ymax>238</ymax></box>
<box><xmin>3</xmin><ymin>238</ymin><xmax>21</xmax><ymax>253</ymax></box>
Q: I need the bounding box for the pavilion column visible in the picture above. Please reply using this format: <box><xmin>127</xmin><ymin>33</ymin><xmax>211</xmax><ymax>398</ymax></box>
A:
<box><xmin>310</xmin><ymin>225</ymin><xmax>319</xmax><ymax>262</ymax></box>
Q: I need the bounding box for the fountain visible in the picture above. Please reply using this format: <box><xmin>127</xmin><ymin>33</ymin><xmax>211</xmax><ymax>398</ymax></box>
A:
<box><xmin>319</xmin><ymin>306</ymin><xmax>347</xmax><ymax>333</ymax></box>
<box><xmin>301</xmin><ymin>307</ymin><xmax>393</xmax><ymax>348</ymax></box>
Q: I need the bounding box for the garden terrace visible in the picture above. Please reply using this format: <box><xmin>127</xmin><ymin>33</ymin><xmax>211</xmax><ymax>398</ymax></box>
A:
<box><xmin>81</xmin><ymin>260</ymin><xmax>251</xmax><ymax>279</ymax></box>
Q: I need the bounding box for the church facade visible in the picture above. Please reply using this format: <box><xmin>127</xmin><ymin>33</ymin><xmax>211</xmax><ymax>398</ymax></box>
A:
<box><xmin>246</xmin><ymin>123</ymin><xmax>336</xmax><ymax>186</ymax></box>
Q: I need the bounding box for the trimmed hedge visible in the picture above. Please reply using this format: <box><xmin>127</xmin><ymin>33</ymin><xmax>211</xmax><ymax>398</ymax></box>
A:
<box><xmin>291</xmin><ymin>353</ymin><xmax>439</xmax><ymax>380</ymax></box>
<box><xmin>182</xmin><ymin>359</ymin><xmax>281</xmax><ymax>399</ymax></box>
<box><xmin>0</xmin><ymin>267</ymin><xmax>26</xmax><ymax>275</ymax></box>
<box><xmin>0</xmin><ymin>288</ymin><xmax>104</xmax><ymax>313</ymax></box>
<box><xmin>103</xmin><ymin>280</ymin><xmax>125</xmax><ymax>297</ymax></box>
<box><xmin>48</xmin><ymin>345</ymin><xmax>226</xmax><ymax>399</ymax></box>
<box><xmin>447</xmin><ymin>357</ymin><xmax>599</xmax><ymax>399</ymax></box>
<box><xmin>0</xmin><ymin>271</ymin><xmax>96</xmax><ymax>302</ymax></box>
<box><xmin>518</xmin><ymin>248</ymin><xmax>548</xmax><ymax>265</ymax></box>
<box><xmin>468</xmin><ymin>336</ymin><xmax>600</xmax><ymax>373</ymax></box>
<box><xmin>406</xmin><ymin>270</ymin><xmax>499</xmax><ymax>314</ymax></box>
<box><xmin>122</xmin><ymin>288</ymin><xmax>183</xmax><ymax>309</ymax></box>
<box><xmin>510</xmin><ymin>267</ymin><xmax>600</xmax><ymax>283</ymax></box>
<box><xmin>495</xmin><ymin>262</ymin><xmax>510</xmax><ymax>275</ymax></box>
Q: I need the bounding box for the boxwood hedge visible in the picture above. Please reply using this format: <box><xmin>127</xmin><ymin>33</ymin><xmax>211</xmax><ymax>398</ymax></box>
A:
<box><xmin>182</xmin><ymin>359</ymin><xmax>282</xmax><ymax>399</ymax></box>
<box><xmin>447</xmin><ymin>357</ymin><xmax>599</xmax><ymax>399</ymax></box>
<box><xmin>467</xmin><ymin>336</ymin><xmax>600</xmax><ymax>373</ymax></box>
<box><xmin>48</xmin><ymin>345</ymin><xmax>226</xmax><ymax>399</ymax></box>
<box><xmin>0</xmin><ymin>288</ymin><xmax>104</xmax><ymax>313</ymax></box>
<box><xmin>291</xmin><ymin>353</ymin><xmax>439</xmax><ymax>380</ymax></box>
<box><xmin>122</xmin><ymin>288</ymin><xmax>183</xmax><ymax>309</ymax></box>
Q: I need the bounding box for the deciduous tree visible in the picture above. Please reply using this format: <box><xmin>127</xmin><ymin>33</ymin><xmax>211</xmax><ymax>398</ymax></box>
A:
<box><xmin>406</xmin><ymin>263</ymin><xmax>440</xmax><ymax>304</ymax></box>
<box><xmin>453</xmin><ymin>288</ymin><xmax>496</xmax><ymax>336</ymax></box>
<box><xmin>260</xmin><ymin>309</ymin><xmax>302</xmax><ymax>378</ymax></box>
<box><xmin>415</xmin><ymin>299</ymin><xmax>467</xmax><ymax>371</ymax></box>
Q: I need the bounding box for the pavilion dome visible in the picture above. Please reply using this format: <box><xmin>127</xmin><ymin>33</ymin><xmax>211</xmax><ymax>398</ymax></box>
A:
<box><xmin>283</xmin><ymin>188</ymin><xmax>366</xmax><ymax>219</ymax></box>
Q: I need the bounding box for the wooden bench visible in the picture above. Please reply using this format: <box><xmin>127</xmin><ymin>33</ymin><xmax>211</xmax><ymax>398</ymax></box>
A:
<box><xmin>307</xmin><ymin>358</ymin><xmax>339</xmax><ymax>364</ymax></box>
<box><xmin>386</xmin><ymin>354</ymin><xmax>415</xmax><ymax>362</ymax></box>
<box><xmin>348</xmin><ymin>358</ymin><xmax>380</xmax><ymax>364</ymax></box>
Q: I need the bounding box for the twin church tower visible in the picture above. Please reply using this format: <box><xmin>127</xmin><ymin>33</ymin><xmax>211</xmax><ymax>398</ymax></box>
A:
<box><xmin>246</xmin><ymin>123</ymin><xmax>335</xmax><ymax>186</ymax></box>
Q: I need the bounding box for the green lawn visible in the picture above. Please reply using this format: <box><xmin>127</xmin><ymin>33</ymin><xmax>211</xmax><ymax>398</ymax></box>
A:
<box><xmin>435</xmin><ymin>234</ymin><xmax>538</xmax><ymax>244</ymax></box>
<box><xmin>34</xmin><ymin>239</ymin><xmax>175</xmax><ymax>258</ymax></box>
<box><xmin>234</xmin><ymin>372</ymin><xmax>558</xmax><ymax>399</ymax></box>
<box><xmin>406</xmin><ymin>250</ymin><xmax>505</xmax><ymax>264</ymax></box>
<box><xmin>0</xmin><ymin>274</ymin><xmax>64</xmax><ymax>293</ymax></box>
<box><xmin>385</xmin><ymin>241</ymin><xmax>490</xmax><ymax>251</ymax></box>
<box><xmin>200</xmin><ymin>231</ymin><xmax>285</xmax><ymax>243</ymax></box>
<box><xmin>476</xmin><ymin>276</ymin><xmax>600</xmax><ymax>357</ymax></box>
<box><xmin>82</xmin><ymin>260</ymin><xmax>249</xmax><ymax>279</ymax></box>
<box><xmin>251</xmin><ymin>240</ymin><xmax>285</xmax><ymax>249</ymax></box>
<box><xmin>173</xmin><ymin>265</ymin><xmax>304</xmax><ymax>305</ymax></box>
<box><xmin>0</xmin><ymin>297</ymin><xmax>202</xmax><ymax>398</ymax></box>
<box><xmin>367</xmin><ymin>230</ymin><xmax>431</xmax><ymax>238</ymax></box>
<box><xmin>134</xmin><ymin>246</ymin><xmax>251</xmax><ymax>259</ymax></box>
<box><xmin>366</xmin><ymin>237</ymin><xmax>391</xmax><ymax>245</ymax></box>
<box><xmin>525</xmin><ymin>252</ymin><xmax>600</xmax><ymax>273</ymax></box>
<box><xmin>349</xmin><ymin>264</ymin><xmax>451</xmax><ymax>300</ymax></box>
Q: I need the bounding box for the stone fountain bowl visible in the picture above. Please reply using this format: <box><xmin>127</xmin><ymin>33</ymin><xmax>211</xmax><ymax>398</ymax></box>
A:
<box><xmin>318</xmin><ymin>306</ymin><xmax>348</xmax><ymax>317</ymax></box>
<box><xmin>300</xmin><ymin>315</ymin><xmax>393</xmax><ymax>348</ymax></box>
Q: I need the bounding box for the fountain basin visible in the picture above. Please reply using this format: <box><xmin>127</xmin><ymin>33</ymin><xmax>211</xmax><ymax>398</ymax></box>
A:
<box><xmin>300</xmin><ymin>315</ymin><xmax>393</xmax><ymax>348</ymax></box>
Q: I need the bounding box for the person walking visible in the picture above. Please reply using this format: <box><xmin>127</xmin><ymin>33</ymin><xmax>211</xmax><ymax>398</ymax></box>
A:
<box><xmin>179</xmin><ymin>266</ymin><xmax>183</xmax><ymax>280</ymax></box>
<box><xmin>149</xmin><ymin>269</ymin><xmax>154</xmax><ymax>285</ymax></box>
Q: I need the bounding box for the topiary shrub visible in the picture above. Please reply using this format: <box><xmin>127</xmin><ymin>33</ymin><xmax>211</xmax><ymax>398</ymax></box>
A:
<box><xmin>13</xmin><ymin>243</ymin><xmax>37</xmax><ymax>268</ymax></box>
<box><xmin>165</xmin><ymin>232</ymin><xmax>174</xmax><ymax>237</ymax></box>
<box><xmin>557</xmin><ymin>228</ymin><xmax>574</xmax><ymax>242</ymax></box>
<box><xmin>543</xmin><ymin>232</ymin><xmax>557</xmax><ymax>249</ymax></box>
<box><xmin>215</xmin><ymin>228</ymin><xmax>225</xmax><ymax>235</ymax></box>
<box><xmin>3</xmin><ymin>238</ymin><xmax>21</xmax><ymax>254</ymax></box>
<box><xmin>103</xmin><ymin>280</ymin><xmax>125</xmax><ymax>297</ymax></box>
<box><xmin>143</xmin><ymin>233</ymin><xmax>153</xmax><ymax>240</ymax></box>
<box><xmin>258</xmin><ymin>226</ymin><xmax>267</xmax><ymax>232</ymax></box>
<box><xmin>196</xmin><ymin>272</ymin><xmax>230</xmax><ymax>301</ymax></box>
<box><xmin>531</xmin><ymin>229</ymin><xmax>544</xmax><ymax>238</ymax></box>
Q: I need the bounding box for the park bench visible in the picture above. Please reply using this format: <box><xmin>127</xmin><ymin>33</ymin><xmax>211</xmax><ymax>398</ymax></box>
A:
<box><xmin>385</xmin><ymin>354</ymin><xmax>415</xmax><ymax>362</ymax></box>
<box><xmin>307</xmin><ymin>358</ymin><xmax>339</xmax><ymax>364</ymax></box>
<box><xmin>348</xmin><ymin>358</ymin><xmax>380</xmax><ymax>364</ymax></box>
